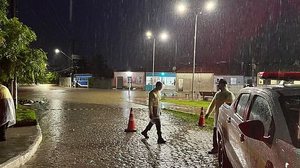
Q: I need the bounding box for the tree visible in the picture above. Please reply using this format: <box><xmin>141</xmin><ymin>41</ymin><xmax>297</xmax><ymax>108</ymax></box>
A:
<box><xmin>0</xmin><ymin>0</ymin><xmax>7</xmax><ymax>48</ymax></box>
<box><xmin>0</xmin><ymin>0</ymin><xmax>48</xmax><ymax>84</ymax></box>
<box><xmin>43</xmin><ymin>71</ymin><xmax>59</xmax><ymax>84</ymax></box>
<box><xmin>0</xmin><ymin>0</ymin><xmax>8</xmax><ymax>18</ymax></box>
<box><xmin>17</xmin><ymin>48</ymin><xmax>47</xmax><ymax>84</ymax></box>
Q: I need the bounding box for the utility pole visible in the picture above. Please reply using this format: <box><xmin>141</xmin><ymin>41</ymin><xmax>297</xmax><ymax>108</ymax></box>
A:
<box><xmin>249</xmin><ymin>42</ymin><xmax>256</xmax><ymax>87</ymax></box>
<box><xmin>251</xmin><ymin>57</ymin><xmax>256</xmax><ymax>87</ymax></box>
<box><xmin>69</xmin><ymin>0</ymin><xmax>75</xmax><ymax>86</ymax></box>
<box><xmin>174</xmin><ymin>39</ymin><xmax>177</xmax><ymax>67</ymax></box>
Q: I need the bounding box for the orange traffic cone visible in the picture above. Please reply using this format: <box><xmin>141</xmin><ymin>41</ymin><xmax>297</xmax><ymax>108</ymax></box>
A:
<box><xmin>198</xmin><ymin>107</ymin><xmax>206</xmax><ymax>127</ymax></box>
<box><xmin>125</xmin><ymin>108</ymin><xmax>137</xmax><ymax>132</ymax></box>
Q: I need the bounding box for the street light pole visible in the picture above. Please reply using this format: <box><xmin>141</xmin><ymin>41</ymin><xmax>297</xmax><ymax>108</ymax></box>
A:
<box><xmin>55</xmin><ymin>49</ymin><xmax>72</xmax><ymax>61</ymax></box>
<box><xmin>176</xmin><ymin>1</ymin><xmax>216</xmax><ymax>100</ymax></box>
<box><xmin>152</xmin><ymin>38</ymin><xmax>156</xmax><ymax>90</ymax></box>
<box><xmin>55</xmin><ymin>49</ymin><xmax>73</xmax><ymax>73</ymax></box>
<box><xmin>146</xmin><ymin>31</ymin><xmax>169</xmax><ymax>90</ymax></box>
<box><xmin>55</xmin><ymin>49</ymin><xmax>74</xmax><ymax>86</ymax></box>
<box><xmin>192</xmin><ymin>13</ymin><xmax>198</xmax><ymax>100</ymax></box>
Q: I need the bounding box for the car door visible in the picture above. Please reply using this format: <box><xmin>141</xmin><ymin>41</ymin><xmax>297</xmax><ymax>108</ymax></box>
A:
<box><xmin>226</xmin><ymin>93</ymin><xmax>251</xmax><ymax>168</ymax></box>
<box><xmin>244</xmin><ymin>95</ymin><xmax>275</xmax><ymax>168</ymax></box>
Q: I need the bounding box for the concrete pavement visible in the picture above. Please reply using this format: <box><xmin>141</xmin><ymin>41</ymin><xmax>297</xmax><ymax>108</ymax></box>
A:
<box><xmin>0</xmin><ymin>125</ymin><xmax>42</xmax><ymax>168</ymax></box>
<box><xmin>0</xmin><ymin>91</ymin><xmax>212</xmax><ymax>168</ymax></box>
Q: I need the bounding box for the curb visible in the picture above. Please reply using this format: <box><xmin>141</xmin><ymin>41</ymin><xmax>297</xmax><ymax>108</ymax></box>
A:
<box><xmin>0</xmin><ymin>125</ymin><xmax>42</xmax><ymax>168</ymax></box>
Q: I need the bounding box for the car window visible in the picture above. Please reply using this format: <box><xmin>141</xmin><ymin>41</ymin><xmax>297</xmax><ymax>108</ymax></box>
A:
<box><xmin>280</xmin><ymin>95</ymin><xmax>300</xmax><ymax>148</ymax></box>
<box><xmin>249</xmin><ymin>96</ymin><xmax>273</xmax><ymax>136</ymax></box>
<box><xmin>235</xmin><ymin>93</ymin><xmax>250</xmax><ymax>119</ymax></box>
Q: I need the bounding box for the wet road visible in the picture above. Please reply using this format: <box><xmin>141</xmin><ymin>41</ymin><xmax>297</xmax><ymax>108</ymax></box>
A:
<box><xmin>18</xmin><ymin>85</ymin><xmax>218</xmax><ymax>168</ymax></box>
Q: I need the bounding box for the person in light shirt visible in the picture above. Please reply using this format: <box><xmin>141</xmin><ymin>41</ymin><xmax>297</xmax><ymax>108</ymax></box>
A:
<box><xmin>141</xmin><ymin>81</ymin><xmax>166</xmax><ymax>144</ymax></box>
<box><xmin>205</xmin><ymin>79</ymin><xmax>235</xmax><ymax>154</ymax></box>
<box><xmin>0</xmin><ymin>84</ymin><xmax>16</xmax><ymax>141</ymax></box>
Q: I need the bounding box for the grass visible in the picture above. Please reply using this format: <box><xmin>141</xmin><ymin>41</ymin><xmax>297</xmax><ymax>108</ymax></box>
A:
<box><xmin>15</xmin><ymin>105</ymin><xmax>37</xmax><ymax>127</ymax></box>
<box><xmin>161</xmin><ymin>98</ymin><xmax>214</xmax><ymax>130</ymax></box>
<box><xmin>164</xmin><ymin>109</ymin><xmax>215</xmax><ymax>131</ymax></box>
<box><xmin>161</xmin><ymin>98</ymin><xmax>211</xmax><ymax>109</ymax></box>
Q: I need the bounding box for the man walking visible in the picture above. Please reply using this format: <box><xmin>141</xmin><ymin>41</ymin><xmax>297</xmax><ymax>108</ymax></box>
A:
<box><xmin>141</xmin><ymin>81</ymin><xmax>166</xmax><ymax>144</ymax></box>
<box><xmin>0</xmin><ymin>84</ymin><xmax>16</xmax><ymax>141</ymax></box>
<box><xmin>205</xmin><ymin>79</ymin><xmax>234</xmax><ymax>154</ymax></box>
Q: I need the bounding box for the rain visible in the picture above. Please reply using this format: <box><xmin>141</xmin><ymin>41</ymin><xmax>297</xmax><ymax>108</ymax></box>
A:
<box><xmin>2</xmin><ymin>0</ymin><xmax>300</xmax><ymax>167</ymax></box>
<box><xmin>16</xmin><ymin>0</ymin><xmax>300</xmax><ymax>74</ymax></box>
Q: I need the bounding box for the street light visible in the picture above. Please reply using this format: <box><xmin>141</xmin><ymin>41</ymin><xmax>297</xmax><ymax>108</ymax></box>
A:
<box><xmin>176</xmin><ymin>2</ymin><xmax>188</xmax><ymax>15</ymax></box>
<box><xmin>54</xmin><ymin>49</ymin><xmax>72</xmax><ymax>60</ymax></box>
<box><xmin>55</xmin><ymin>48</ymin><xmax>74</xmax><ymax>86</ymax></box>
<box><xmin>205</xmin><ymin>1</ymin><xmax>217</xmax><ymax>11</ymax></box>
<box><xmin>159</xmin><ymin>31</ymin><xmax>169</xmax><ymax>41</ymax></box>
<box><xmin>176</xmin><ymin>0</ymin><xmax>216</xmax><ymax>100</ymax></box>
<box><xmin>145</xmin><ymin>30</ymin><xmax>169</xmax><ymax>89</ymax></box>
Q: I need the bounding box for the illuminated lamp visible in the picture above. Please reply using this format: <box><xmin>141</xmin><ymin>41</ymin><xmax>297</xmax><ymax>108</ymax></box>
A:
<box><xmin>126</xmin><ymin>71</ymin><xmax>133</xmax><ymax>77</ymax></box>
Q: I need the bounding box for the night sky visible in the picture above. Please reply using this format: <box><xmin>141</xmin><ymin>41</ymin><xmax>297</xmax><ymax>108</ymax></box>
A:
<box><xmin>16</xmin><ymin>0</ymin><xmax>300</xmax><ymax>73</ymax></box>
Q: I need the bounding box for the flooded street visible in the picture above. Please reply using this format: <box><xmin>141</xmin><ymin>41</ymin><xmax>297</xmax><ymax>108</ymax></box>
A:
<box><xmin>18</xmin><ymin>85</ymin><xmax>217</xmax><ymax>168</ymax></box>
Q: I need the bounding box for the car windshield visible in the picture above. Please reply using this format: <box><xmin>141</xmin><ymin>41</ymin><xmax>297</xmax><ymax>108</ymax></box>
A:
<box><xmin>280</xmin><ymin>95</ymin><xmax>300</xmax><ymax>148</ymax></box>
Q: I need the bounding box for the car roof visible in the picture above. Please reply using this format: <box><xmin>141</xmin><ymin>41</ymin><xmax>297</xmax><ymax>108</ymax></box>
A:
<box><xmin>240</xmin><ymin>85</ymin><xmax>300</xmax><ymax>97</ymax></box>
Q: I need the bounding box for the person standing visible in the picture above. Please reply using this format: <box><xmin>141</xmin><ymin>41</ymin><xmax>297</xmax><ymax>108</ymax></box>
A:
<box><xmin>205</xmin><ymin>79</ymin><xmax>235</xmax><ymax>154</ymax></box>
<box><xmin>0</xmin><ymin>84</ymin><xmax>16</xmax><ymax>141</ymax></box>
<box><xmin>141</xmin><ymin>81</ymin><xmax>166</xmax><ymax>144</ymax></box>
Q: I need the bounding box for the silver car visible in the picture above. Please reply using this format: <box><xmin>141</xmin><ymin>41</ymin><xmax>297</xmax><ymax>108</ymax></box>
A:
<box><xmin>217</xmin><ymin>83</ymin><xmax>300</xmax><ymax>168</ymax></box>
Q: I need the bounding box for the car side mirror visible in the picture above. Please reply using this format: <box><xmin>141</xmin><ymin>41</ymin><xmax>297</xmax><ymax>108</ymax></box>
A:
<box><xmin>239</xmin><ymin>120</ymin><xmax>264</xmax><ymax>141</ymax></box>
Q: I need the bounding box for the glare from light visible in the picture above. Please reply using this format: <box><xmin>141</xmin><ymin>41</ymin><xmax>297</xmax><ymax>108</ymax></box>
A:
<box><xmin>176</xmin><ymin>3</ymin><xmax>187</xmax><ymax>15</ymax></box>
<box><xmin>159</xmin><ymin>31</ymin><xmax>169</xmax><ymax>41</ymax></box>
<box><xmin>205</xmin><ymin>1</ymin><xmax>217</xmax><ymax>12</ymax></box>
<box><xmin>126</xmin><ymin>71</ymin><xmax>133</xmax><ymax>77</ymax></box>
<box><xmin>54</xmin><ymin>49</ymin><xmax>60</xmax><ymax>54</ymax></box>
<box><xmin>146</xmin><ymin>31</ymin><xmax>153</xmax><ymax>39</ymax></box>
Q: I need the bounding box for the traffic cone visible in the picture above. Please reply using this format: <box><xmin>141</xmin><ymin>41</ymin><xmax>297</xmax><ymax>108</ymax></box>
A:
<box><xmin>198</xmin><ymin>107</ymin><xmax>206</xmax><ymax>127</ymax></box>
<box><xmin>125</xmin><ymin>108</ymin><xmax>137</xmax><ymax>132</ymax></box>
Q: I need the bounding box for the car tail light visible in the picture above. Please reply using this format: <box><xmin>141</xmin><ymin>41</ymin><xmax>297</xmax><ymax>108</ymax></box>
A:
<box><xmin>258</xmin><ymin>72</ymin><xmax>300</xmax><ymax>80</ymax></box>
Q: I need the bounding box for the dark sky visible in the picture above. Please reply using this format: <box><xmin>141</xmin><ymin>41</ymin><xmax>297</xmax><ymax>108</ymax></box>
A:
<box><xmin>16</xmin><ymin>0</ymin><xmax>300</xmax><ymax>73</ymax></box>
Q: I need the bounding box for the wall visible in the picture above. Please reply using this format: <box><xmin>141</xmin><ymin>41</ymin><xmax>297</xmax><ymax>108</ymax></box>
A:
<box><xmin>214</xmin><ymin>75</ymin><xmax>245</xmax><ymax>95</ymax></box>
<box><xmin>176</xmin><ymin>73</ymin><xmax>215</xmax><ymax>92</ymax></box>
<box><xmin>113</xmin><ymin>72</ymin><xmax>145</xmax><ymax>89</ymax></box>
<box><xmin>89</xmin><ymin>78</ymin><xmax>112</xmax><ymax>89</ymax></box>
<box><xmin>59</xmin><ymin>77</ymin><xmax>71</xmax><ymax>87</ymax></box>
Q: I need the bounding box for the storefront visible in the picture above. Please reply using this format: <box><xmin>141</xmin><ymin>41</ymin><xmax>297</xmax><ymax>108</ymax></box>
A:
<box><xmin>113</xmin><ymin>71</ymin><xmax>145</xmax><ymax>89</ymax></box>
<box><xmin>145</xmin><ymin>72</ymin><xmax>176</xmax><ymax>91</ymax></box>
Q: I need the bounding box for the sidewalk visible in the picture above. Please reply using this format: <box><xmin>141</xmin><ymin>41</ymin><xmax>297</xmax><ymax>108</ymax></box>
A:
<box><xmin>0</xmin><ymin>126</ymin><xmax>42</xmax><ymax>168</ymax></box>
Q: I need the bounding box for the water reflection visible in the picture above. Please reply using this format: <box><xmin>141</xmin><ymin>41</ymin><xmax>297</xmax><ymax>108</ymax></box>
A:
<box><xmin>44</xmin><ymin>95</ymin><xmax>64</xmax><ymax>147</ymax></box>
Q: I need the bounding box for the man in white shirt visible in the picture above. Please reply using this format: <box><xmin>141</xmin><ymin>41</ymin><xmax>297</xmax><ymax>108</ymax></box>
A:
<box><xmin>141</xmin><ymin>82</ymin><xmax>166</xmax><ymax>144</ymax></box>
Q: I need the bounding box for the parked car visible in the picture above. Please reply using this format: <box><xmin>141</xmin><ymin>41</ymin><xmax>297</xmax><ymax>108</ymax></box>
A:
<box><xmin>217</xmin><ymin>72</ymin><xmax>300</xmax><ymax>168</ymax></box>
